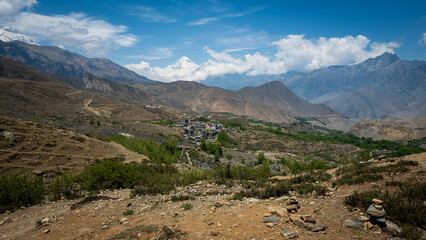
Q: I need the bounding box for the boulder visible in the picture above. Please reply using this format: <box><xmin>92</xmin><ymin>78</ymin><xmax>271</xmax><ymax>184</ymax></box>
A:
<box><xmin>280</xmin><ymin>226</ymin><xmax>298</xmax><ymax>239</ymax></box>
<box><xmin>268</xmin><ymin>206</ymin><xmax>288</xmax><ymax>217</ymax></box>
<box><xmin>367</xmin><ymin>204</ymin><xmax>386</xmax><ymax>217</ymax></box>
<box><xmin>343</xmin><ymin>219</ymin><xmax>363</xmax><ymax>229</ymax></box>
<box><xmin>293</xmin><ymin>218</ymin><xmax>326</xmax><ymax>232</ymax></box>
<box><xmin>385</xmin><ymin>220</ymin><xmax>402</xmax><ymax>235</ymax></box>
<box><xmin>264</xmin><ymin>216</ymin><xmax>281</xmax><ymax>223</ymax></box>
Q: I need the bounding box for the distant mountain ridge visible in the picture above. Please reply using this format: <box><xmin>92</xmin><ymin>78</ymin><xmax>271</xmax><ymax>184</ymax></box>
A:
<box><xmin>0</xmin><ymin>40</ymin><xmax>153</xmax><ymax>84</ymax></box>
<box><xmin>0</xmin><ymin>41</ymin><xmax>352</xmax><ymax>130</ymax></box>
<box><xmin>201</xmin><ymin>53</ymin><xmax>426</xmax><ymax>120</ymax></box>
<box><xmin>284</xmin><ymin>53</ymin><xmax>426</xmax><ymax>119</ymax></box>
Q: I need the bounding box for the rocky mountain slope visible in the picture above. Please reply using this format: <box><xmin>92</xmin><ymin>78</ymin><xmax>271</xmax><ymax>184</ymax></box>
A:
<box><xmin>349</xmin><ymin>116</ymin><xmax>426</xmax><ymax>141</ymax></box>
<box><xmin>0</xmin><ymin>40</ymin><xmax>153</xmax><ymax>84</ymax></box>
<box><xmin>134</xmin><ymin>81</ymin><xmax>351</xmax><ymax>128</ymax></box>
<box><xmin>284</xmin><ymin>53</ymin><xmax>426</xmax><ymax>119</ymax></box>
<box><xmin>0</xmin><ymin>56</ymin><xmax>159</xmax><ymax>123</ymax></box>
<box><xmin>202</xmin><ymin>53</ymin><xmax>426</xmax><ymax>120</ymax></box>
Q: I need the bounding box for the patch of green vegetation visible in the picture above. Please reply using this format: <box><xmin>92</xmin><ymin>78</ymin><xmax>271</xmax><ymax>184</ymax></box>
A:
<box><xmin>217</xmin><ymin>130</ymin><xmax>237</xmax><ymax>148</ymax></box>
<box><xmin>50</xmin><ymin>173</ymin><xmax>81</xmax><ymax>200</ymax></box>
<box><xmin>333</xmin><ymin>160</ymin><xmax>419</xmax><ymax>186</ymax></box>
<box><xmin>280</xmin><ymin>158</ymin><xmax>327</xmax><ymax>174</ymax></box>
<box><xmin>289</xmin><ymin>170</ymin><xmax>332</xmax><ymax>184</ymax></box>
<box><xmin>123</xmin><ymin>209</ymin><xmax>134</xmax><ymax>216</ymax></box>
<box><xmin>0</xmin><ymin>175</ymin><xmax>45</xmax><ymax>213</ymax></box>
<box><xmin>150</xmin><ymin>119</ymin><xmax>174</xmax><ymax>127</ymax></box>
<box><xmin>79</xmin><ymin>158</ymin><xmax>141</xmax><ymax>191</ymax></box>
<box><xmin>107</xmin><ymin>135</ymin><xmax>180</xmax><ymax>163</ymax></box>
<box><xmin>235</xmin><ymin>180</ymin><xmax>327</xmax><ymax>199</ymax></box>
<box><xmin>182</xmin><ymin>203</ymin><xmax>193</xmax><ymax>211</ymax></box>
<box><xmin>344</xmin><ymin>180</ymin><xmax>425</xmax><ymax>240</ymax></box>
<box><xmin>223</xmin><ymin>120</ymin><xmax>246</xmax><ymax>130</ymax></box>
<box><xmin>194</xmin><ymin>117</ymin><xmax>209</xmax><ymax>122</ymax></box>
<box><xmin>171</xmin><ymin>195</ymin><xmax>195</xmax><ymax>202</ymax></box>
<box><xmin>262</xmin><ymin>128</ymin><xmax>425</xmax><ymax>157</ymax></box>
<box><xmin>256</xmin><ymin>152</ymin><xmax>267</xmax><ymax>165</ymax></box>
<box><xmin>200</xmin><ymin>139</ymin><xmax>223</xmax><ymax>160</ymax></box>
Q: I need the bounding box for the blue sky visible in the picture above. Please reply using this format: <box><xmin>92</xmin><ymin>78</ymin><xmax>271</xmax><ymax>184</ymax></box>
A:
<box><xmin>0</xmin><ymin>0</ymin><xmax>425</xmax><ymax>81</ymax></box>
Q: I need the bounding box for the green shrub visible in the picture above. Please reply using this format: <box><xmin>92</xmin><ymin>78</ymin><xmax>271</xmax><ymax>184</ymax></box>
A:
<box><xmin>256</xmin><ymin>152</ymin><xmax>267</xmax><ymax>165</ymax></box>
<box><xmin>123</xmin><ymin>209</ymin><xmax>134</xmax><ymax>216</ymax></box>
<box><xmin>107</xmin><ymin>135</ymin><xmax>180</xmax><ymax>163</ymax></box>
<box><xmin>217</xmin><ymin>130</ymin><xmax>237</xmax><ymax>147</ymax></box>
<box><xmin>182</xmin><ymin>203</ymin><xmax>193</xmax><ymax>211</ymax></box>
<box><xmin>171</xmin><ymin>195</ymin><xmax>195</xmax><ymax>202</ymax></box>
<box><xmin>333</xmin><ymin>160</ymin><xmax>418</xmax><ymax>186</ymax></box>
<box><xmin>289</xmin><ymin>171</ymin><xmax>332</xmax><ymax>184</ymax></box>
<box><xmin>344</xmin><ymin>181</ymin><xmax>426</xmax><ymax>240</ymax></box>
<box><xmin>79</xmin><ymin>158</ymin><xmax>140</xmax><ymax>191</ymax></box>
<box><xmin>177</xmin><ymin>169</ymin><xmax>212</xmax><ymax>186</ymax></box>
<box><xmin>0</xmin><ymin>175</ymin><xmax>45</xmax><ymax>213</ymax></box>
<box><xmin>280</xmin><ymin>158</ymin><xmax>327</xmax><ymax>174</ymax></box>
<box><xmin>50</xmin><ymin>173</ymin><xmax>81</xmax><ymax>200</ymax></box>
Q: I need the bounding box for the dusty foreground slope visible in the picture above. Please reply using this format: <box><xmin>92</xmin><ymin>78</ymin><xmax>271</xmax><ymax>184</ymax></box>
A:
<box><xmin>0</xmin><ymin>153</ymin><xmax>424</xmax><ymax>240</ymax></box>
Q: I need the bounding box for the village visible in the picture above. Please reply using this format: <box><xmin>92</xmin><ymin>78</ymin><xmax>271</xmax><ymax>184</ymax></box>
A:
<box><xmin>175</xmin><ymin>114</ymin><xmax>235</xmax><ymax>144</ymax></box>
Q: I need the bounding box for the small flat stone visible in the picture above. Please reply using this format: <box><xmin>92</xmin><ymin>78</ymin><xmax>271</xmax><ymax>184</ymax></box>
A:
<box><xmin>266</xmin><ymin>223</ymin><xmax>275</xmax><ymax>228</ymax></box>
<box><xmin>264</xmin><ymin>216</ymin><xmax>281</xmax><ymax>223</ymax></box>
<box><xmin>286</xmin><ymin>205</ymin><xmax>298</xmax><ymax>211</ymax></box>
<box><xmin>289</xmin><ymin>214</ymin><xmax>301</xmax><ymax>222</ymax></box>
<box><xmin>363</xmin><ymin>221</ymin><xmax>374</xmax><ymax>229</ymax></box>
<box><xmin>373</xmin><ymin>204</ymin><xmax>383</xmax><ymax>210</ymax></box>
<box><xmin>280</xmin><ymin>226</ymin><xmax>298</xmax><ymax>239</ymax></box>
<box><xmin>43</xmin><ymin>228</ymin><xmax>50</xmax><ymax>234</ymax></box>
<box><xmin>372</xmin><ymin>199</ymin><xmax>383</xmax><ymax>205</ymax></box>
<box><xmin>303</xmin><ymin>217</ymin><xmax>316</xmax><ymax>223</ymax></box>
<box><xmin>343</xmin><ymin>219</ymin><xmax>363</xmax><ymax>229</ymax></box>
<box><xmin>101</xmin><ymin>224</ymin><xmax>109</xmax><ymax>230</ymax></box>
<box><xmin>210</xmin><ymin>230</ymin><xmax>219</xmax><ymax>236</ymax></box>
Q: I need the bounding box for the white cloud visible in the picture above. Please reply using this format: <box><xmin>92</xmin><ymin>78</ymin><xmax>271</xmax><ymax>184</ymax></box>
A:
<box><xmin>128</xmin><ymin>6</ymin><xmax>177</xmax><ymax>23</ymax></box>
<box><xmin>0</xmin><ymin>0</ymin><xmax>36</xmax><ymax>15</ymax></box>
<box><xmin>126</xmin><ymin>34</ymin><xmax>401</xmax><ymax>82</ymax></box>
<box><xmin>2</xmin><ymin>12</ymin><xmax>137</xmax><ymax>55</ymax></box>
<box><xmin>418</xmin><ymin>33</ymin><xmax>426</xmax><ymax>46</ymax></box>
<box><xmin>129</xmin><ymin>47</ymin><xmax>174</xmax><ymax>60</ymax></box>
<box><xmin>188</xmin><ymin>17</ymin><xmax>220</xmax><ymax>26</ymax></box>
<box><xmin>188</xmin><ymin>7</ymin><xmax>263</xmax><ymax>26</ymax></box>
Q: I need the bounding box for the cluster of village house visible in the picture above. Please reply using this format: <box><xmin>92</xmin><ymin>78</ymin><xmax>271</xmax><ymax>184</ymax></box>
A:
<box><xmin>175</xmin><ymin>114</ymin><xmax>231</xmax><ymax>143</ymax></box>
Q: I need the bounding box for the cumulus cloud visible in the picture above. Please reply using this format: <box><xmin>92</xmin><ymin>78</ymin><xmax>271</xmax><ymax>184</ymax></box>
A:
<box><xmin>418</xmin><ymin>33</ymin><xmax>426</xmax><ymax>46</ymax></box>
<box><xmin>3</xmin><ymin>12</ymin><xmax>137</xmax><ymax>55</ymax></box>
<box><xmin>126</xmin><ymin>34</ymin><xmax>400</xmax><ymax>82</ymax></box>
<box><xmin>0</xmin><ymin>0</ymin><xmax>36</xmax><ymax>15</ymax></box>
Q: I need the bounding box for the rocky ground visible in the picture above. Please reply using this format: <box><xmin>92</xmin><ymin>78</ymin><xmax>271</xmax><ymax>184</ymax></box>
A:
<box><xmin>1</xmin><ymin>152</ymin><xmax>424</xmax><ymax>240</ymax></box>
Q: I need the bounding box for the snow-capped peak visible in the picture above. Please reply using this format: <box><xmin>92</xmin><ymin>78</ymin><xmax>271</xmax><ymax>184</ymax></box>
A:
<box><xmin>0</xmin><ymin>27</ymin><xmax>38</xmax><ymax>45</ymax></box>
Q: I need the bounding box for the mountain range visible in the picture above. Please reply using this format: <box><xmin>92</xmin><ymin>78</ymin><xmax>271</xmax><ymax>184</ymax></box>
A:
<box><xmin>0</xmin><ymin>40</ymin><xmax>152</xmax><ymax>84</ymax></box>
<box><xmin>0</xmin><ymin>39</ymin><xmax>424</xmax><ymax>126</ymax></box>
<box><xmin>0</xmin><ymin>42</ymin><xmax>348</xmax><ymax>130</ymax></box>
<box><xmin>201</xmin><ymin>53</ymin><xmax>426</xmax><ymax>120</ymax></box>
